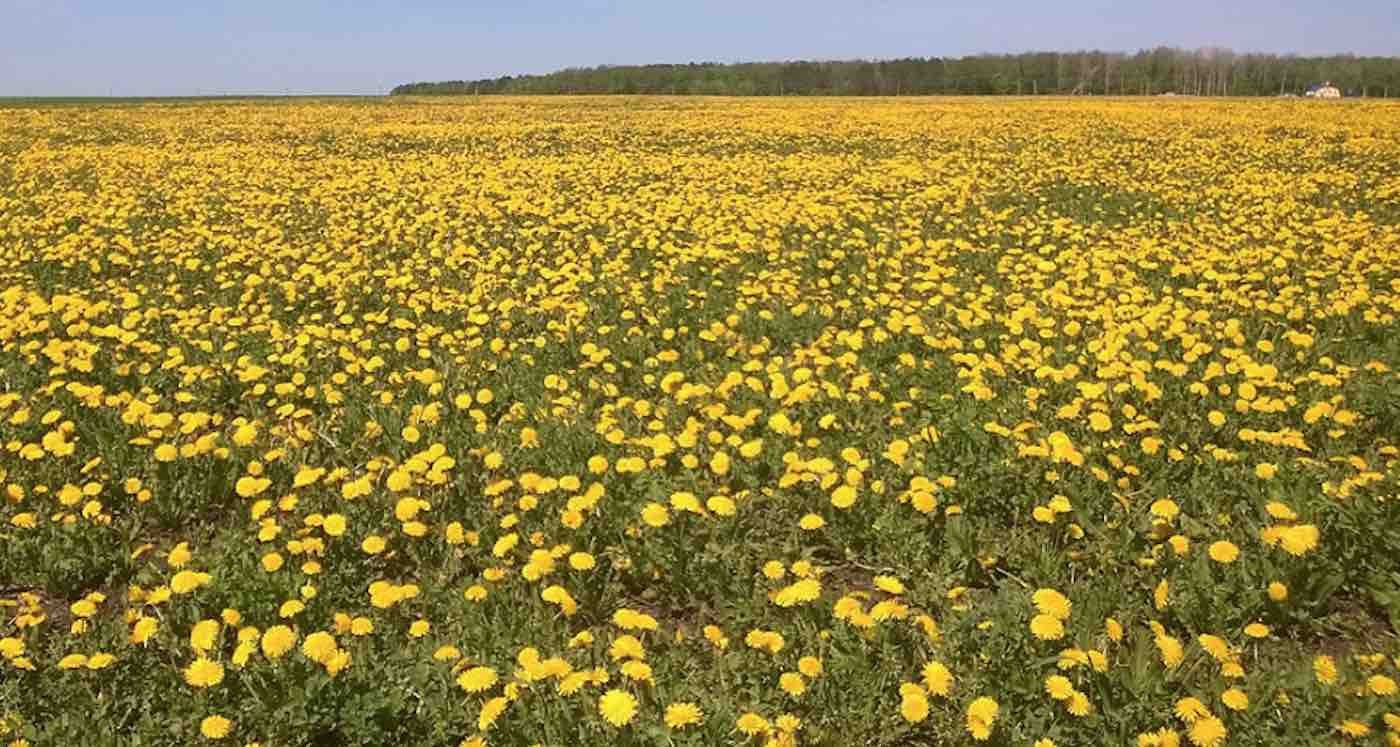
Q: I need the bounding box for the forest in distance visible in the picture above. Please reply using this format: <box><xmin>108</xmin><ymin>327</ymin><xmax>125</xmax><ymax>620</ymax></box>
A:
<box><xmin>393</xmin><ymin>47</ymin><xmax>1400</xmax><ymax>97</ymax></box>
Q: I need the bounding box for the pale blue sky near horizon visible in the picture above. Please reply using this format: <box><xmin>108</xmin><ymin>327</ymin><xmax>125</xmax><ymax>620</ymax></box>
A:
<box><xmin>2</xmin><ymin>0</ymin><xmax>1397</xmax><ymax>97</ymax></box>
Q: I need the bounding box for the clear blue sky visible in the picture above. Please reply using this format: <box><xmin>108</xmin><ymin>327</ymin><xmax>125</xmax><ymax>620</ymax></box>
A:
<box><xmin>2</xmin><ymin>0</ymin><xmax>1397</xmax><ymax>96</ymax></box>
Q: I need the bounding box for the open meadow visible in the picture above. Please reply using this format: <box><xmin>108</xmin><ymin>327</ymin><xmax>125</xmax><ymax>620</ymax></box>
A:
<box><xmin>1</xmin><ymin>96</ymin><xmax>1399</xmax><ymax>746</ymax></box>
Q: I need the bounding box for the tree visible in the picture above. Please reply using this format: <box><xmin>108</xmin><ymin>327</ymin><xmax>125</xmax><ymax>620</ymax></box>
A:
<box><xmin>391</xmin><ymin>48</ymin><xmax>1400</xmax><ymax>98</ymax></box>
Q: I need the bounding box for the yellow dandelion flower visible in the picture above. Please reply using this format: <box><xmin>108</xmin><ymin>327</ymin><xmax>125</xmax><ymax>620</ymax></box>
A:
<box><xmin>706</xmin><ymin>495</ymin><xmax>737</xmax><ymax>516</ymax></box>
<box><xmin>922</xmin><ymin>660</ymin><xmax>954</xmax><ymax>696</ymax></box>
<box><xmin>1187</xmin><ymin>716</ymin><xmax>1227</xmax><ymax>747</ymax></box>
<box><xmin>1030</xmin><ymin>614</ymin><xmax>1066</xmax><ymax>641</ymax></box>
<box><xmin>189</xmin><ymin>619</ymin><xmax>220</xmax><ymax>652</ymax></box>
<box><xmin>199</xmin><ymin>714</ymin><xmax>232</xmax><ymax>739</ymax></box>
<box><xmin>736</xmin><ymin>712</ymin><xmax>769</xmax><ymax>737</ymax></box>
<box><xmin>184</xmin><ymin>657</ymin><xmax>225</xmax><ymax>688</ymax></box>
<box><xmin>874</xmin><ymin>576</ymin><xmax>905</xmax><ymax>594</ymax></box>
<box><xmin>86</xmin><ymin>653</ymin><xmax>116</xmax><ymax>669</ymax></box>
<box><xmin>130</xmin><ymin>616</ymin><xmax>159</xmax><ymax>645</ymax></box>
<box><xmin>798</xmin><ymin>513</ymin><xmax>825</xmax><ymax>530</ymax></box>
<box><xmin>1067</xmin><ymin>690</ymin><xmax>1092</xmax><ymax>717</ymax></box>
<box><xmin>1032</xmin><ymin>588</ymin><xmax>1072</xmax><ymax>620</ymax></box>
<box><xmin>598</xmin><ymin>689</ymin><xmax>637</xmax><ymax>727</ymax></box>
<box><xmin>1278</xmin><ymin>525</ymin><xmax>1319</xmax><ymax>556</ymax></box>
<box><xmin>1174</xmin><ymin>697</ymin><xmax>1209</xmax><ymax>723</ymax></box>
<box><xmin>1368</xmin><ymin>674</ymin><xmax>1397</xmax><ymax>696</ymax></box>
<box><xmin>301</xmin><ymin>631</ymin><xmax>338</xmax><ymax>663</ymax></box>
<box><xmin>1207</xmin><ymin>541</ymin><xmax>1239</xmax><ymax>563</ymax></box>
<box><xmin>1220</xmin><ymin>688</ymin><xmax>1249</xmax><ymax>711</ymax></box>
<box><xmin>664</xmin><ymin>702</ymin><xmax>703</xmax><ymax>729</ymax></box>
<box><xmin>458</xmin><ymin>666</ymin><xmax>499</xmax><ymax>693</ymax></box>
<box><xmin>900</xmin><ymin>689</ymin><xmax>929</xmax><ymax>723</ymax></box>
<box><xmin>1149</xmin><ymin>499</ymin><xmax>1180</xmax><ymax>521</ymax></box>
<box><xmin>478</xmin><ymin>695</ymin><xmax>508</xmax><ymax>731</ymax></box>
<box><xmin>1046</xmin><ymin>675</ymin><xmax>1074</xmax><ymax>700</ymax></box>
<box><xmin>1156</xmin><ymin>634</ymin><xmax>1184</xmax><ymax>669</ymax></box>
<box><xmin>1314</xmin><ymin>655</ymin><xmax>1338</xmax><ymax>685</ymax></box>
<box><xmin>322</xmin><ymin>514</ymin><xmax>347</xmax><ymax>537</ymax></box>
<box><xmin>1243</xmin><ymin>623</ymin><xmax>1270</xmax><ymax>639</ymax></box>
<box><xmin>170</xmin><ymin>570</ymin><xmax>211</xmax><ymax>594</ymax></box>
<box><xmin>58</xmin><ymin>654</ymin><xmax>88</xmax><ymax>670</ymax></box>
<box><xmin>831</xmin><ymin>484</ymin><xmax>858</xmax><ymax>509</ymax></box>
<box><xmin>965</xmin><ymin>696</ymin><xmax>999</xmax><ymax>741</ymax></box>
<box><xmin>640</xmin><ymin>502</ymin><xmax>670</xmax><ymax>527</ymax></box>
<box><xmin>260</xmin><ymin>625</ymin><xmax>296</xmax><ymax>659</ymax></box>
<box><xmin>1337</xmin><ymin>720</ymin><xmax>1371</xmax><ymax>738</ymax></box>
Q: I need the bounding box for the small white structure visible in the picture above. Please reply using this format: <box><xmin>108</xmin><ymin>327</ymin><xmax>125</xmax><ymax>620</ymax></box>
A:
<box><xmin>1305</xmin><ymin>82</ymin><xmax>1341</xmax><ymax>99</ymax></box>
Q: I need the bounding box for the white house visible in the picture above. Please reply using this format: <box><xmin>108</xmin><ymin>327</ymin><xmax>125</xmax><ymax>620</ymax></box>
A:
<box><xmin>1305</xmin><ymin>82</ymin><xmax>1342</xmax><ymax>99</ymax></box>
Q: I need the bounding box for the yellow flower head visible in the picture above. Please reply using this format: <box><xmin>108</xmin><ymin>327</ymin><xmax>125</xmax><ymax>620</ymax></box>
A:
<box><xmin>184</xmin><ymin>657</ymin><xmax>224</xmax><ymax>688</ymax></box>
<box><xmin>260</xmin><ymin>625</ymin><xmax>297</xmax><ymax>659</ymax></box>
<box><xmin>457</xmin><ymin>666</ymin><xmax>499</xmax><ymax>693</ymax></box>
<box><xmin>965</xmin><ymin>696</ymin><xmax>999</xmax><ymax>740</ymax></box>
<box><xmin>664</xmin><ymin>702</ymin><xmax>703</xmax><ymax>729</ymax></box>
<box><xmin>598</xmin><ymin>689</ymin><xmax>637</xmax><ymax>727</ymax></box>
<box><xmin>199</xmin><ymin>714</ymin><xmax>232</xmax><ymax>739</ymax></box>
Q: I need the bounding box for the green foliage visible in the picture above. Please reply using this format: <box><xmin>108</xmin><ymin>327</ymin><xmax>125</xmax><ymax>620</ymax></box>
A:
<box><xmin>394</xmin><ymin>48</ymin><xmax>1400</xmax><ymax>98</ymax></box>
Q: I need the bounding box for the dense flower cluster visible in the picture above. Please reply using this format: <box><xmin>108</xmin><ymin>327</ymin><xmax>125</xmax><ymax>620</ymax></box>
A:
<box><xmin>0</xmin><ymin>96</ymin><xmax>1398</xmax><ymax>745</ymax></box>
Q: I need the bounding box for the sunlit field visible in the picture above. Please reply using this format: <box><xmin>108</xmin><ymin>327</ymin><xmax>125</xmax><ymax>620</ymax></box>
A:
<box><xmin>1</xmin><ymin>96</ymin><xmax>1398</xmax><ymax>746</ymax></box>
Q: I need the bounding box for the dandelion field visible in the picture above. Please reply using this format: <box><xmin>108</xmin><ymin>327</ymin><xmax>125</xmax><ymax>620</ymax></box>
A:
<box><xmin>1</xmin><ymin>96</ymin><xmax>1399</xmax><ymax>746</ymax></box>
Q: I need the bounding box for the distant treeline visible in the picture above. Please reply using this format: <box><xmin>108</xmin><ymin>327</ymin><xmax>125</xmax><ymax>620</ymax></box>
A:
<box><xmin>393</xmin><ymin>48</ymin><xmax>1400</xmax><ymax>97</ymax></box>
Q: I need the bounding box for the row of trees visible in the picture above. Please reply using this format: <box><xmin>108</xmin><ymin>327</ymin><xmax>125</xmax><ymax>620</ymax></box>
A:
<box><xmin>393</xmin><ymin>48</ymin><xmax>1400</xmax><ymax>97</ymax></box>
